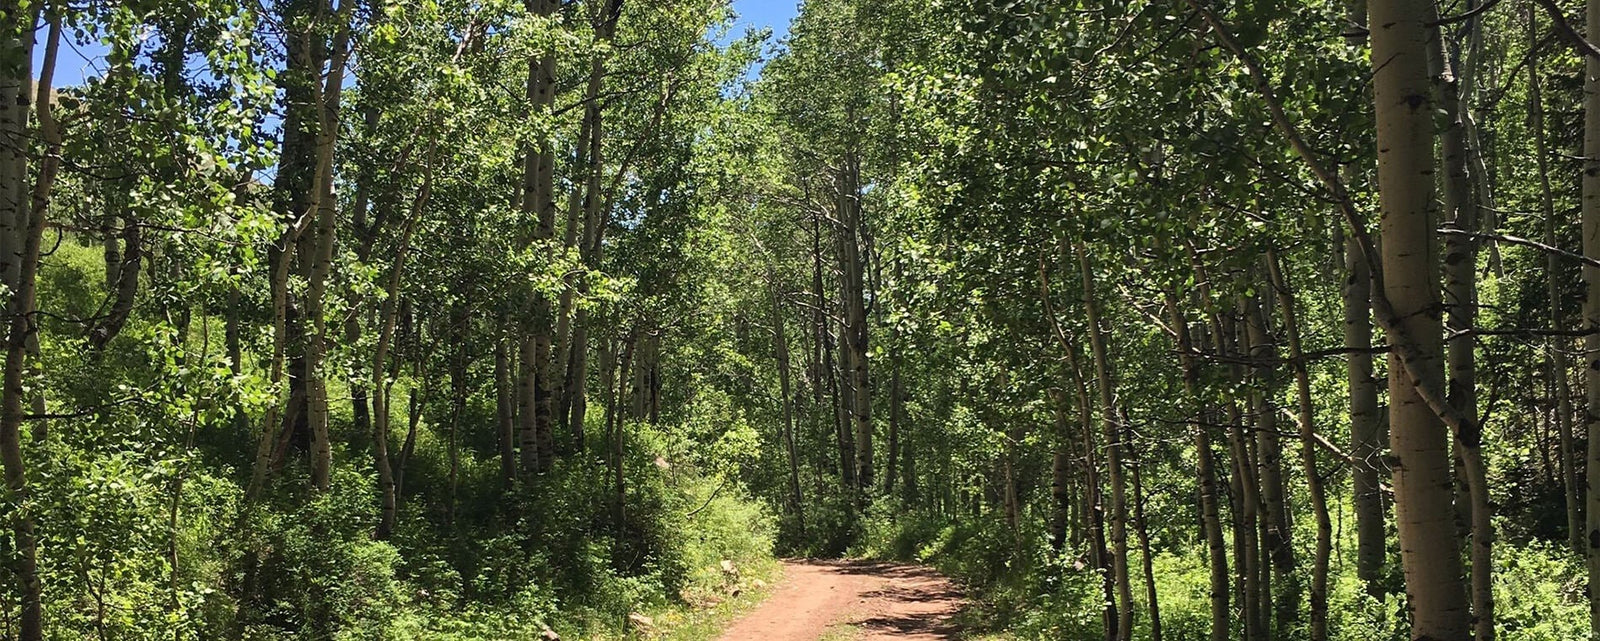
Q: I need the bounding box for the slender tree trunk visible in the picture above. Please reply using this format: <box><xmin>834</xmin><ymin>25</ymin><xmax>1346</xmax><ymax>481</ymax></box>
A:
<box><xmin>770</xmin><ymin>273</ymin><xmax>806</xmax><ymax>535</ymax></box>
<box><xmin>1077</xmin><ymin>242</ymin><xmax>1132</xmax><ymax>641</ymax></box>
<box><xmin>1425</xmin><ymin>15</ymin><xmax>1494</xmax><ymax>639</ymax></box>
<box><xmin>1169</xmin><ymin>298</ymin><xmax>1228</xmax><ymax>641</ymax></box>
<box><xmin>0</xmin><ymin>0</ymin><xmax>40</xmax><ymax>300</ymax></box>
<box><xmin>617</xmin><ymin>332</ymin><xmax>643</xmax><ymax>521</ymax></box>
<box><xmin>1585</xmin><ymin>0</ymin><xmax>1600</xmax><ymax>630</ymax></box>
<box><xmin>1222</xmin><ymin>312</ymin><xmax>1263</xmax><ymax>641</ymax></box>
<box><xmin>369</xmin><ymin>176</ymin><xmax>427</xmax><ymax>540</ymax></box>
<box><xmin>835</xmin><ymin>158</ymin><xmax>872</xmax><ymax>495</ymax></box>
<box><xmin>1529</xmin><ymin>4</ymin><xmax>1582</xmax><ymax>556</ymax></box>
<box><xmin>884</xmin><ymin>357</ymin><xmax>902</xmax><ymax>497</ymax></box>
<box><xmin>395</xmin><ymin>361</ymin><xmax>428</xmax><ymax>500</ymax></box>
<box><xmin>496</xmin><ymin>339</ymin><xmax>517</xmax><ymax>484</ymax></box>
<box><xmin>1198</xmin><ymin>408</ymin><xmax>1228</xmax><ymax>640</ymax></box>
<box><xmin>1332</xmin><ymin>0</ymin><xmax>1389</xmax><ymax>598</ymax></box>
<box><xmin>1078</xmin><ymin>351</ymin><xmax>1116</xmax><ymax>641</ymax></box>
<box><xmin>447</xmin><ymin>332</ymin><xmax>466</xmax><ymax>526</ymax></box>
<box><xmin>1044</xmin><ymin>254</ymin><xmax>1114</xmax><ymax>636</ymax></box>
<box><xmin>600</xmin><ymin>332</ymin><xmax>620</xmax><ymax>466</ymax></box>
<box><xmin>249</xmin><ymin>0</ymin><xmax>332</xmax><ymax>499</ymax></box>
<box><xmin>830</xmin><ymin>322</ymin><xmax>854</xmax><ymax>490</ymax></box>
<box><xmin>1267</xmin><ymin>250</ymin><xmax>1331</xmax><ymax>641</ymax></box>
<box><xmin>518</xmin><ymin>336</ymin><xmax>540</xmax><ymax>475</ymax></box>
<box><xmin>517</xmin><ymin>0</ymin><xmax>559</xmax><ymax>476</ymax></box>
<box><xmin>87</xmin><ymin>221</ymin><xmax>142</xmax><ymax>350</ymax></box>
<box><xmin>1048</xmin><ymin>390</ymin><xmax>1074</xmax><ymax>554</ymax></box>
<box><xmin>344</xmin><ymin>107</ymin><xmax>381</xmax><ymax>495</ymax></box>
<box><xmin>1244</xmin><ymin>294</ymin><xmax>1297</xmax><ymax>633</ymax></box>
<box><xmin>1002</xmin><ymin>425</ymin><xmax>1021</xmax><ymax>538</ymax></box>
<box><xmin>901</xmin><ymin>417</ymin><xmax>918</xmax><ymax>508</ymax></box>
<box><xmin>1343</xmin><ymin>213</ymin><xmax>1388</xmax><ymax>595</ymax></box>
<box><xmin>557</xmin><ymin>0</ymin><xmax>624</xmax><ymax>449</ymax></box>
<box><xmin>1219</xmin><ymin>403</ymin><xmax>1246</xmax><ymax>641</ymax></box>
<box><xmin>249</xmin><ymin>227</ymin><xmax>299</xmax><ymax>500</ymax></box>
<box><xmin>1370</xmin><ymin>2</ymin><xmax>1472</xmax><ymax>637</ymax></box>
<box><xmin>301</xmin><ymin>11</ymin><xmax>352</xmax><ymax>493</ymax></box>
<box><xmin>227</xmin><ymin>286</ymin><xmax>248</xmax><ymax>440</ymax></box>
<box><xmin>0</xmin><ymin>13</ymin><xmax>52</xmax><ymax>638</ymax></box>
<box><xmin>1130</xmin><ymin>454</ymin><xmax>1161</xmax><ymax>641</ymax></box>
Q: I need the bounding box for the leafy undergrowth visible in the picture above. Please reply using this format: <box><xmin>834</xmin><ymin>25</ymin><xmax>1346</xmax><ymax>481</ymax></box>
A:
<box><xmin>222</xmin><ymin>461</ymin><xmax>781</xmax><ymax>640</ymax></box>
<box><xmin>850</xmin><ymin>504</ymin><xmax>1588</xmax><ymax>641</ymax></box>
<box><xmin>598</xmin><ymin>557</ymin><xmax>782</xmax><ymax>641</ymax></box>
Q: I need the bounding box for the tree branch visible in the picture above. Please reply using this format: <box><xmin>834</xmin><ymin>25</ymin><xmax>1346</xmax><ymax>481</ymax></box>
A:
<box><xmin>1438</xmin><ymin>228</ymin><xmax>1600</xmax><ymax>270</ymax></box>
<box><xmin>1531</xmin><ymin>0</ymin><xmax>1600</xmax><ymax>60</ymax></box>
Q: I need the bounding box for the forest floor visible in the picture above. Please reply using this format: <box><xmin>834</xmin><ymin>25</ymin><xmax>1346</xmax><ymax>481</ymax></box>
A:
<box><xmin>713</xmin><ymin>559</ymin><xmax>968</xmax><ymax>640</ymax></box>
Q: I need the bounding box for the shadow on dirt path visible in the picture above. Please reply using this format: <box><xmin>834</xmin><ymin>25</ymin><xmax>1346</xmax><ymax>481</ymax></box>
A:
<box><xmin>715</xmin><ymin>559</ymin><xmax>967</xmax><ymax>641</ymax></box>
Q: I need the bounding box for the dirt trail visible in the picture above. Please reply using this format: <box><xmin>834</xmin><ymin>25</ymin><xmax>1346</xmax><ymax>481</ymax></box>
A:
<box><xmin>716</xmin><ymin>559</ymin><xmax>965</xmax><ymax>641</ymax></box>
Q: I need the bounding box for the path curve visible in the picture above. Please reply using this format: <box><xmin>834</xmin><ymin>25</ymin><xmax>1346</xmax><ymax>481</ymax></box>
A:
<box><xmin>716</xmin><ymin>559</ymin><xmax>965</xmax><ymax>641</ymax></box>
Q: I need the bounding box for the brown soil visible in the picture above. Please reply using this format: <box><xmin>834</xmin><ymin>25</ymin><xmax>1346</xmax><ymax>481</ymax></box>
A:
<box><xmin>716</xmin><ymin>559</ymin><xmax>966</xmax><ymax>641</ymax></box>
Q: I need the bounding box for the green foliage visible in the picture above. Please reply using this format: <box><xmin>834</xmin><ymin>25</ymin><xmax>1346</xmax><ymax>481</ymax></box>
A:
<box><xmin>6</xmin><ymin>0</ymin><xmax>1599</xmax><ymax>638</ymax></box>
<box><xmin>1492</xmin><ymin>542</ymin><xmax>1588</xmax><ymax>641</ymax></box>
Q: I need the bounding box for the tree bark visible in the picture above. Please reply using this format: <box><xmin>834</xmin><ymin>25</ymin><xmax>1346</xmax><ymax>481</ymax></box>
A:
<box><xmin>1048</xmin><ymin>389</ymin><xmax>1073</xmax><ymax>554</ymax></box>
<box><xmin>496</xmin><ymin>339</ymin><xmax>517</xmax><ymax>485</ymax></box>
<box><xmin>394</xmin><ymin>357</ymin><xmax>428</xmax><ymax>500</ymax></box>
<box><xmin>770</xmin><ymin>271</ymin><xmax>806</xmax><ymax>535</ymax></box>
<box><xmin>1267</xmin><ymin>250</ymin><xmax>1331</xmax><ymax>641</ymax></box>
<box><xmin>1585</xmin><ymin>0</ymin><xmax>1600</xmax><ymax>631</ymax></box>
<box><xmin>1221</xmin><ymin>311</ymin><xmax>1264</xmax><ymax>641</ymax></box>
<box><xmin>1244</xmin><ymin>294</ymin><xmax>1296</xmax><ymax>633</ymax></box>
<box><xmin>86</xmin><ymin>220</ymin><xmax>142</xmax><ymax>350</ymax></box>
<box><xmin>1130</xmin><ymin>451</ymin><xmax>1161</xmax><ymax>641</ymax></box>
<box><xmin>830</xmin><ymin>320</ymin><xmax>854</xmax><ymax>490</ymax></box>
<box><xmin>1342</xmin><ymin>213</ymin><xmax>1388</xmax><ymax>595</ymax></box>
<box><xmin>518</xmin><ymin>0</ymin><xmax>560</xmax><ymax>476</ymax></box>
<box><xmin>1076</xmin><ymin>347</ymin><xmax>1116</xmax><ymax>641</ymax></box>
<box><xmin>1039</xmin><ymin>255</ymin><xmax>1117</xmax><ymax>638</ymax></box>
<box><xmin>884</xmin><ymin>354</ymin><xmax>902</xmax><ymax>498</ymax></box>
<box><xmin>1370</xmin><ymin>1</ymin><xmax>1472</xmax><ymax>637</ymax></box>
<box><xmin>300</xmin><ymin>5</ymin><xmax>353</xmax><ymax>492</ymax></box>
<box><xmin>557</xmin><ymin>0</ymin><xmax>625</xmax><ymax>450</ymax></box>
<box><xmin>1077</xmin><ymin>242</ymin><xmax>1132</xmax><ymax>641</ymax></box>
<box><xmin>369</xmin><ymin>171</ymin><xmax>428</xmax><ymax>540</ymax></box>
<box><xmin>1529</xmin><ymin>3</ymin><xmax>1582</xmax><ymax>554</ymax></box>
<box><xmin>1197</xmin><ymin>348</ymin><xmax>1228</xmax><ymax>641</ymax></box>
<box><xmin>0</xmin><ymin>12</ymin><xmax>53</xmax><ymax>638</ymax></box>
<box><xmin>1428</xmin><ymin>13</ymin><xmax>1493</xmax><ymax>639</ymax></box>
<box><xmin>836</xmin><ymin>158</ymin><xmax>872</xmax><ymax>495</ymax></box>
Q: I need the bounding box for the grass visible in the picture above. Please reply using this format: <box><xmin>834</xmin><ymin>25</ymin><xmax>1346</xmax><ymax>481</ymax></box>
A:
<box><xmin>595</xmin><ymin>557</ymin><xmax>783</xmax><ymax>641</ymax></box>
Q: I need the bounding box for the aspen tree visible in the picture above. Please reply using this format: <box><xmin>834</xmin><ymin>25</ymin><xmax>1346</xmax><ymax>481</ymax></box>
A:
<box><xmin>1585</xmin><ymin>0</ymin><xmax>1600</xmax><ymax>630</ymax></box>
<box><xmin>1267</xmin><ymin>250</ymin><xmax>1332</xmax><ymax>641</ymax></box>
<box><xmin>1528</xmin><ymin>3</ymin><xmax>1582</xmax><ymax>554</ymax></box>
<box><xmin>1077</xmin><ymin>241</ymin><xmax>1132</xmax><ymax>641</ymax></box>
<box><xmin>1371</xmin><ymin>0</ymin><xmax>1472</xmax><ymax>636</ymax></box>
<box><xmin>557</xmin><ymin>0</ymin><xmax>626</xmax><ymax>446</ymax></box>
<box><xmin>0</xmin><ymin>10</ymin><xmax>52</xmax><ymax>638</ymax></box>
<box><xmin>1428</xmin><ymin>10</ymin><xmax>1494</xmax><ymax>637</ymax></box>
<box><xmin>769</xmin><ymin>269</ymin><xmax>806</xmax><ymax>534</ymax></box>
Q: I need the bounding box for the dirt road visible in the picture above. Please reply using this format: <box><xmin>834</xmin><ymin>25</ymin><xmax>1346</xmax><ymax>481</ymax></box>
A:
<box><xmin>716</xmin><ymin>559</ymin><xmax>966</xmax><ymax>641</ymax></box>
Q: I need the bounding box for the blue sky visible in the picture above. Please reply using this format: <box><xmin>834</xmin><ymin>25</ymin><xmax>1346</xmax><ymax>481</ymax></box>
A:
<box><xmin>725</xmin><ymin>0</ymin><xmax>800</xmax><ymax>80</ymax></box>
<box><xmin>729</xmin><ymin>0</ymin><xmax>800</xmax><ymax>42</ymax></box>
<box><xmin>39</xmin><ymin>1</ymin><xmax>801</xmax><ymax>87</ymax></box>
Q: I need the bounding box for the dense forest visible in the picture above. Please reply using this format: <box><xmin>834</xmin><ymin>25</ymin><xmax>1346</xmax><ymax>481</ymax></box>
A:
<box><xmin>7</xmin><ymin>0</ymin><xmax>1600</xmax><ymax>638</ymax></box>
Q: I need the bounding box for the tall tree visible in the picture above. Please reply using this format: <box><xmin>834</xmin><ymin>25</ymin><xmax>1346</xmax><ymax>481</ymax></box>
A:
<box><xmin>1370</xmin><ymin>1</ymin><xmax>1472</xmax><ymax>638</ymax></box>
